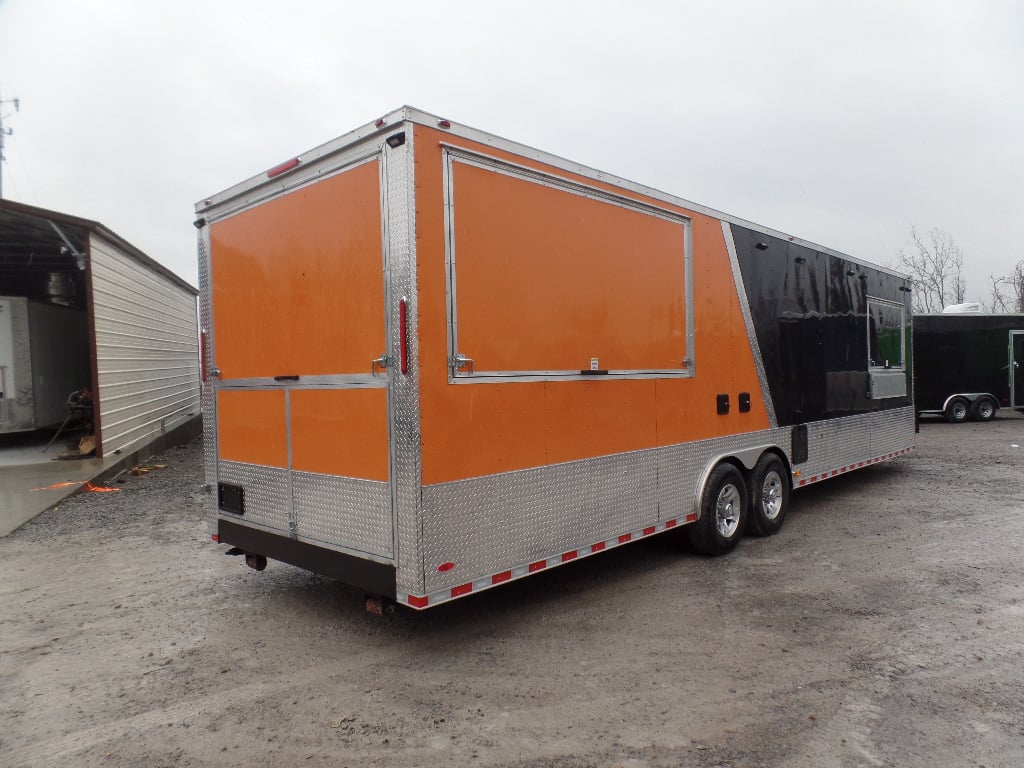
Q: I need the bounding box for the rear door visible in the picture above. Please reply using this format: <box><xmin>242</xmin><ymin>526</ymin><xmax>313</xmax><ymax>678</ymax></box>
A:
<box><xmin>1012</xmin><ymin>331</ymin><xmax>1024</xmax><ymax>408</ymax></box>
<box><xmin>210</xmin><ymin>155</ymin><xmax>394</xmax><ymax>560</ymax></box>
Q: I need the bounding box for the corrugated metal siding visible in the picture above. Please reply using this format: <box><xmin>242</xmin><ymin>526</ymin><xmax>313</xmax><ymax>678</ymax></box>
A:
<box><xmin>90</xmin><ymin>233</ymin><xmax>200</xmax><ymax>456</ymax></box>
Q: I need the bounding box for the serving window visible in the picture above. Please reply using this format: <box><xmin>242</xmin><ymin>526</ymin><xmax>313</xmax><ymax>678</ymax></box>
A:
<box><xmin>867</xmin><ymin>298</ymin><xmax>906</xmax><ymax>370</ymax></box>
<box><xmin>443</xmin><ymin>149</ymin><xmax>693</xmax><ymax>381</ymax></box>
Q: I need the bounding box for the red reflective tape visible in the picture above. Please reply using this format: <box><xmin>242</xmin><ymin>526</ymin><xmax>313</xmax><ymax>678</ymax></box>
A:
<box><xmin>685</xmin><ymin>513</ymin><xmax>697</xmax><ymax>523</ymax></box>
<box><xmin>451</xmin><ymin>582</ymin><xmax>473</xmax><ymax>598</ymax></box>
<box><xmin>811</xmin><ymin>476</ymin><xmax>819</xmax><ymax>482</ymax></box>
<box><xmin>831</xmin><ymin>470</ymin><xmax>838</xmax><ymax>476</ymax></box>
<box><xmin>665</xmin><ymin>519</ymin><xmax>678</xmax><ymax>528</ymax></box>
<box><xmin>492</xmin><ymin>570</ymin><xmax>512</xmax><ymax>585</ymax></box>
<box><xmin>407</xmin><ymin>594</ymin><xmax>428</xmax><ymax>608</ymax></box>
<box><xmin>562</xmin><ymin>550</ymin><xmax>578</xmax><ymax>562</ymax></box>
<box><xmin>798</xmin><ymin>480</ymin><xmax>807</xmax><ymax>487</ymax></box>
<box><xmin>858</xmin><ymin>462</ymin><xmax>864</xmax><ymax>467</ymax></box>
<box><xmin>618</xmin><ymin>533</ymin><xmax>632</xmax><ymax>544</ymax></box>
<box><xmin>266</xmin><ymin>158</ymin><xmax>301</xmax><ymax>178</ymax></box>
<box><xmin>529</xmin><ymin>560</ymin><xmax>547</xmax><ymax>573</ymax></box>
<box><xmin>643</xmin><ymin>526</ymin><xmax>656</xmax><ymax>536</ymax></box>
<box><xmin>591</xmin><ymin>542</ymin><xmax>606</xmax><ymax>552</ymax></box>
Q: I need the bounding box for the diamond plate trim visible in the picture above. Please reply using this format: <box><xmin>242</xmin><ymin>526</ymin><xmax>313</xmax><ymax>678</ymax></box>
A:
<box><xmin>217</xmin><ymin>460</ymin><xmax>290</xmax><ymax>533</ymax></box>
<box><xmin>292</xmin><ymin>471</ymin><xmax>392</xmax><ymax>558</ymax></box>
<box><xmin>197</xmin><ymin>226</ymin><xmax>219</xmax><ymax>535</ymax></box>
<box><xmin>722</xmin><ymin>220</ymin><xmax>777</xmax><ymax>428</ymax></box>
<box><xmin>386</xmin><ymin>124</ymin><xmax>424</xmax><ymax>595</ymax></box>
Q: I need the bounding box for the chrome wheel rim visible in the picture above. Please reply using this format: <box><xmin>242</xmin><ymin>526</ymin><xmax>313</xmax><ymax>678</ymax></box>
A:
<box><xmin>978</xmin><ymin>401</ymin><xmax>994</xmax><ymax>419</ymax></box>
<box><xmin>715</xmin><ymin>483</ymin><xmax>742</xmax><ymax>538</ymax></box>
<box><xmin>760</xmin><ymin>470</ymin><xmax>784</xmax><ymax>521</ymax></box>
<box><xmin>952</xmin><ymin>402</ymin><xmax>968</xmax><ymax>420</ymax></box>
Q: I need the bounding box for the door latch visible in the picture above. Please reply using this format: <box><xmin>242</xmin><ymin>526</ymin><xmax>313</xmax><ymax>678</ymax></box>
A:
<box><xmin>449</xmin><ymin>353</ymin><xmax>475</xmax><ymax>375</ymax></box>
<box><xmin>371</xmin><ymin>353</ymin><xmax>392</xmax><ymax>376</ymax></box>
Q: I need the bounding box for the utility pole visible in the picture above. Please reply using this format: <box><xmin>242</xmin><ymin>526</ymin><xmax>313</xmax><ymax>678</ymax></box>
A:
<box><xmin>0</xmin><ymin>91</ymin><xmax>21</xmax><ymax>199</ymax></box>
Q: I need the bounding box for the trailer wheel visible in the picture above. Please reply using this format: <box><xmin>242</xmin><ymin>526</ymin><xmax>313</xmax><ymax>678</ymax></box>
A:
<box><xmin>747</xmin><ymin>453</ymin><xmax>789</xmax><ymax>537</ymax></box>
<box><xmin>689</xmin><ymin>463</ymin><xmax>747</xmax><ymax>556</ymax></box>
<box><xmin>970</xmin><ymin>397</ymin><xmax>996</xmax><ymax>422</ymax></box>
<box><xmin>945</xmin><ymin>398</ymin><xmax>970</xmax><ymax>423</ymax></box>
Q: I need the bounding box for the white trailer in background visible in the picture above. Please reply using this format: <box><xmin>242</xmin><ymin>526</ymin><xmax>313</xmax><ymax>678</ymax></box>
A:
<box><xmin>0</xmin><ymin>296</ymin><xmax>90</xmax><ymax>433</ymax></box>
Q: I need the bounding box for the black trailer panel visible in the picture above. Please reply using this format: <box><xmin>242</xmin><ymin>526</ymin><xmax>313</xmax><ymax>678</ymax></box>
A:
<box><xmin>913</xmin><ymin>313</ymin><xmax>1024</xmax><ymax>420</ymax></box>
<box><xmin>732</xmin><ymin>225</ymin><xmax>914</xmax><ymax>425</ymax></box>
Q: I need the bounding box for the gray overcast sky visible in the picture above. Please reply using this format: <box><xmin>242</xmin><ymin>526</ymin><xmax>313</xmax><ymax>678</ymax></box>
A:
<box><xmin>1</xmin><ymin>0</ymin><xmax>1022</xmax><ymax>301</ymax></box>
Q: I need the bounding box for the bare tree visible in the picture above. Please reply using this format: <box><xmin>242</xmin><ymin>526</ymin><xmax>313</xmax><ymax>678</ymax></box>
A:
<box><xmin>895</xmin><ymin>227</ymin><xmax>966</xmax><ymax>313</ymax></box>
<box><xmin>986</xmin><ymin>260</ymin><xmax>1024</xmax><ymax>313</ymax></box>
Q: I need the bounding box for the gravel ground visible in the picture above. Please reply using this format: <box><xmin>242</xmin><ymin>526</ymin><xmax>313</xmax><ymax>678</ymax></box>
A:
<box><xmin>1</xmin><ymin>415</ymin><xmax>1022</xmax><ymax>767</ymax></box>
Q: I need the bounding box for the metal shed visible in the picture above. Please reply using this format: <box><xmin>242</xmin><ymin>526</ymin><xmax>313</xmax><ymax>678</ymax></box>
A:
<box><xmin>0</xmin><ymin>199</ymin><xmax>200</xmax><ymax>457</ymax></box>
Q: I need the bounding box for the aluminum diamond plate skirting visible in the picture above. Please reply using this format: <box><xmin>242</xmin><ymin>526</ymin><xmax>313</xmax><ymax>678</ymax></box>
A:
<box><xmin>217</xmin><ymin>460</ymin><xmax>290</xmax><ymax>533</ymax></box>
<box><xmin>417</xmin><ymin>406</ymin><xmax>915</xmax><ymax>597</ymax></box>
<box><xmin>292</xmin><ymin>471</ymin><xmax>392</xmax><ymax>557</ymax></box>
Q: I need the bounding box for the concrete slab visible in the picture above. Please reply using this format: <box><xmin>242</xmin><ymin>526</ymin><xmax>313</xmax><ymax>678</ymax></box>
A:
<box><xmin>0</xmin><ymin>417</ymin><xmax>202</xmax><ymax>537</ymax></box>
<box><xmin>0</xmin><ymin>431</ymin><xmax>123</xmax><ymax>537</ymax></box>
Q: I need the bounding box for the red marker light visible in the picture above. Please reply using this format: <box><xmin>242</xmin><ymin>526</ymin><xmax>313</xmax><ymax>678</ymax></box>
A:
<box><xmin>399</xmin><ymin>297</ymin><xmax>409</xmax><ymax>375</ymax></box>
<box><xmin>375</xmin><ymin>118</ymin><xmax>386</xmax><ymax>127</ymax></box>
<box><xmin>200</xmin><ymin>331</ymin><xmax>208</xmax><ymax>382</ymax></box>
<box><xmin>437</xmin><ymin>562</ymin><xmax>455</xmax><ymax>572</ymax></box>
<box><xmin>212</xmin><ymin>534</ymin><xmax>220</xmax><ymax>543</ymax></box>
<box><xmin>267</xmin><ymin>158</ymin><xmax>301</xmax><ymax>178</ymax></box>
<box><xmin>438</xmin><ymin>119</ymin><xmax>451</xmax><ymax>129</ymax></box>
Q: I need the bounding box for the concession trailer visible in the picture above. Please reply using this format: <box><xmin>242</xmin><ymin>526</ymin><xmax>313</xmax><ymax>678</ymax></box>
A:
<box><xmin>914</xmin><ymin>311</ymin><xmax>1024</xmax><ymax>422</ymax></box>
<box><xmin>196</xmin><ymin>106</ymin><xmax>916</xmax><ymax>610</ymax></box>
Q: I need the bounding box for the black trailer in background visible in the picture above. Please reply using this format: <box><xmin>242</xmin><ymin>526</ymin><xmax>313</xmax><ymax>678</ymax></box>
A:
<box><xmin>913</xmin><ymin>313</ymin><xmax>1024</xmax><ymax>422</ymax></box>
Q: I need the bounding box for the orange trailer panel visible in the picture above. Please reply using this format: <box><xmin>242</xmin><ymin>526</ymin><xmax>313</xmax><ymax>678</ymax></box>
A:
<box><xmin>290</xmin><ymin>388</ymin><xmax>389</xmax><ymax>481</ymax></box>
<box><xmin>450</xmin><ymin>160</ymin><xmax>687</xmax><ymax>373</ymax></box>
<box><xmin>216</xmin><ymin>389</ymin><xmax>287</xmax><ymax>468</ymax></box>
<box><xmin>209</xmin><ymin>160</ymin><xmax>384</xmax><ymax>379</ymax></box>
<box><xmin>413</xmin><ymin>126</ymin><xmax>771</xmax><ymax>485</ymax></box>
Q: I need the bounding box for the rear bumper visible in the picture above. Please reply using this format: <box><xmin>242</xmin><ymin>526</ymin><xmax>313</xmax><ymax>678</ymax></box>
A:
<box><xmin>218</xmin><ymin>518</ymin><xmax>397</xmax><ymax>597</ymax></box>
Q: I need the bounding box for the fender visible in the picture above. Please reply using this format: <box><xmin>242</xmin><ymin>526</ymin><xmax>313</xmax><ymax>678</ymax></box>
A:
<box><xmin>692</xmin><ymin>444</ymin><xmax>788</xmax><ymax>519</ymax></box>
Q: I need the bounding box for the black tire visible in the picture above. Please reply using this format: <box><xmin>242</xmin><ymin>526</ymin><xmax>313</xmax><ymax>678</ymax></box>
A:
<box><xmin>747</xmin><ymin>453</ymin><xmax>790</xmax><ymax>537</ymax></box>
<box><xmin>945</xmin><ymin>398</ymin><xmax>970</xmax><ymax>423</ymax></box>
<box><xmin>688</xmin><ymin>463</ymin><xmax>747</xmax><ymax>556</ymax></box>
<box><xmin>970</xmin><ymin>397</ymin><xmax>997</xmax><ymax>422</ymax></box>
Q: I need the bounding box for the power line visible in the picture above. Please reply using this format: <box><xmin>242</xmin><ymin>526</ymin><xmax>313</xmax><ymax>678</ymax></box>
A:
<box><xmin>0</xmin><ymin>90</ymin><xmax>22</xmax><ymax>199</ymax></box>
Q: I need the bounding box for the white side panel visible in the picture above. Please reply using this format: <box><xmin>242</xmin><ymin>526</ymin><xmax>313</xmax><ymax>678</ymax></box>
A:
<box><xmin>0</xmin><ymin>297</ymin><xmax>35</xmax><ymax>431</ymax></box>
<box><xmin>26</xmin><ymin>301</ymin><xmax>90</xmax><ymax>426</ymax></box>
<box><xmin>89</xmin><ymin>234</ymin><xmax>200</xmax><ymax>455</ymax></box>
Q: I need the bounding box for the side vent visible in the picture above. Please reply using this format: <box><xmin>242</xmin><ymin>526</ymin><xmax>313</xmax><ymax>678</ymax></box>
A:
<box><xmin>218</xmin><ymin>483</ymin><xmax>245</xmax><ymax>515</ymax></box>
<box><xmin>791</xmin><ymin>425</ymin><xmax>809</xmax><ymax>465</ymax></box>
